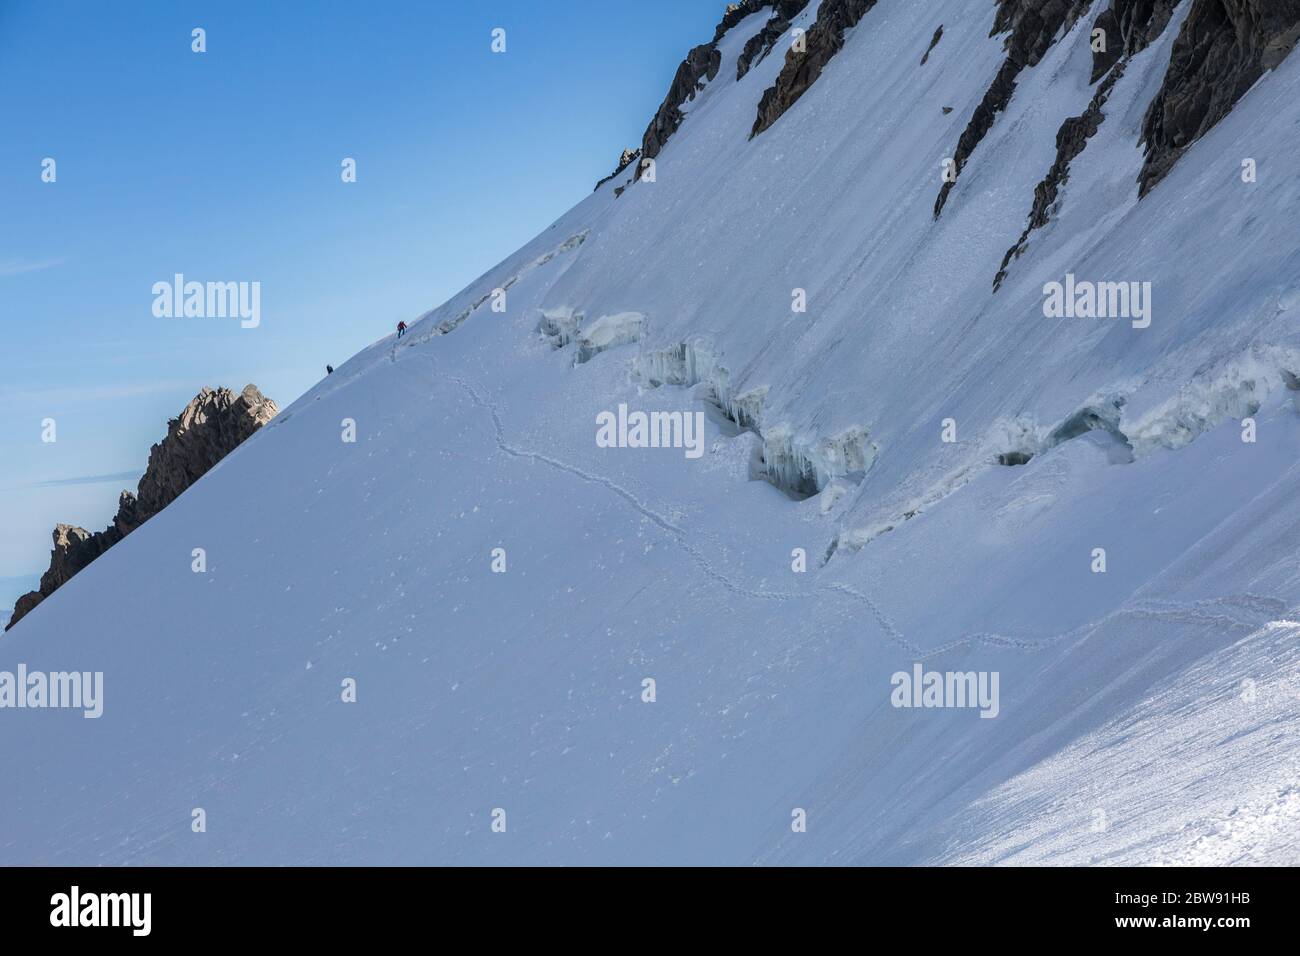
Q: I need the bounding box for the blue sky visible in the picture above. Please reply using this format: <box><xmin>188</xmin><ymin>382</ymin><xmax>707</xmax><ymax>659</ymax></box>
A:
<box><xmin>0</xmin><ymin>0</ymin><xmax>721</xmax><ymax>614</ymax></box>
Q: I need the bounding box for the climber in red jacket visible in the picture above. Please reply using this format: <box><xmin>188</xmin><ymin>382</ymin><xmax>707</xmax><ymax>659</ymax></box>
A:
<box><xmin>396</xmin><ymin>320</ymin><xmax>408</xmax><ymax>339</ymax></box>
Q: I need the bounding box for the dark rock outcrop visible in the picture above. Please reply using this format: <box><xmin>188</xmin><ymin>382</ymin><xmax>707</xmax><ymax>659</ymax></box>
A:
<box><xmin>6</xmin><ymin>385</ymin><xmax>277</xmax><ymax>631</ymax></box>
<box><xmin>994</xmin><ymin>1</ymin><xmax>1181</xmax><ymax>288</ymax></box>
<box><xmin>737</xmin><ymin>1</ymin><xmax>812</xmax><ymax>80</ymax></box>
<box><xmin>1138</xmin><ymin>0</ymin><xmax>1300</xmax><ymax>196</ymax></box>
<box><xmin>712</xmin><ymin>0</ymin><xmax>771</xmax><ymax>41</ymax></box>
<box><xmin>920</xmin><ymin>25</ymin><xmax>944</xmax><ymax>65</ymax></box>
<box><xmin>995</xmin><ymin>64</ymin><xmax>1127</xmax><ymax>289</ymax></box>
<box><xmin>640</xmin><ymin>1</ymin><xmax>771</xmax><ymax>163</ymax></box>
<box><xmin>594</xmin><ymin>148</ymin><xmax>640</xmax><ymax>191</ymax></box>
<box><xmin>1091</xmin><ymin>5</ymin><xmax>1125</xmax><ymax>80</ymax></box>
<box><xmin>7</xmin><ymin>524</ymin><xmax>118</xmax><ymax>628</ymax></box>
<box><xmin>1090</xmin><ymin>1</ymin><xmax>1178</xmax><ymax>82</ymax></box>
<box><xmin>933</xmin><ymin>0</ymin><xmax>1093</xmax><ymax>220</ymax></box>
<box><xmin>640</xmin><ymin>42</ymin><xmax>721</xmax><ymax>162</ymax></box>
<box><xmin>751</xmin><ymin>0</ymin><xmax>881</xmax><ymax>138</ymax></box>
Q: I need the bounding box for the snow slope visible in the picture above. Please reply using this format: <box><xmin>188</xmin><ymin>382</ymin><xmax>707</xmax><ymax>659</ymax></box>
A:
<box><xmin>3</xmin><ymin>0</ymin><xmax>1299</xmax><ymax>865</ymax></box>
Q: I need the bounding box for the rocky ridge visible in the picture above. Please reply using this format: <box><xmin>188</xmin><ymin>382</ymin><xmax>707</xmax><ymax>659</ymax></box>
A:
<box><xmin>6</xmin><ymin>385</ymin><xmax>277</xmax><ymax>631</ymax></box>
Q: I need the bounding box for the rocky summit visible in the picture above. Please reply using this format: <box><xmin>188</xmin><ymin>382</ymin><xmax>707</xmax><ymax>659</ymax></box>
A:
<box><xmin>6</xmin><ymin>385</ymin><xmax>276</xmax><ymax>631</ymax></box>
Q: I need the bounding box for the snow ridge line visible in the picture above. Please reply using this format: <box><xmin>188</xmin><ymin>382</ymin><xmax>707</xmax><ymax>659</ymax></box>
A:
<box><xmin>415</xmin><ymin>230</ymin><xmax>590</xmax><ymax>343</ymax></box>
<box><xmin>382</xmin><ymin>230</ymin><xmax>590</xmax><ymax>364</ymax></box>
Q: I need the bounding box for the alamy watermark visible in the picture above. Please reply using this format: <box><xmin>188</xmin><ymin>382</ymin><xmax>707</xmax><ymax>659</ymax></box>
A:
<box><xmin>152</xmin><ymin>273</ymin><xmax>261</xmax><ymax>328</ymax></box>
<box><xmin>1042</xmin><ymin>273</ymin><xmax>1151</xmax><ymax>329</ymax></box>
<box><xmin>595</xmin><ymin>404</ymin><xmax>705</xmax><ymax>459</ymax></box>
<box><xmin>891</xmin><ymin>663</ymin><xmax>999</xmax><ymax>718</ymax></box>
<box><xmin>50</xmin><ymin>886</ymin><xmax>150</xmax><ymax>936</ymax></box>
<box><xmin>0</xmin><ymin>665</ymin><xmax>103</xmax><ymax>718</ymax></box>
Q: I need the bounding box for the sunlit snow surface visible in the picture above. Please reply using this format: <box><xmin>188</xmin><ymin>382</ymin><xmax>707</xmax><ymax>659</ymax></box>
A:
<box><xmin>3</xmin><ymin>0</ymin><xmax>1299</xmax><ymax>864</ymax></box>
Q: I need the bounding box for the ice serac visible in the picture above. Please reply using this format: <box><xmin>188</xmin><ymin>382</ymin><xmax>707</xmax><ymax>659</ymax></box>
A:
<box><xmin>5</xmin><ymin>385</ymin><xmax>277</xmax><ymax>631</ymax></box>
<box><xmin>750</xmin><ymin>0</ymin><xmax>880</xmax><ymax>137</ymax></box>
<box><xmin>1138</xmin><ymin>0</ymin><xmax>1300</xmax><ymax>195</ymax></box>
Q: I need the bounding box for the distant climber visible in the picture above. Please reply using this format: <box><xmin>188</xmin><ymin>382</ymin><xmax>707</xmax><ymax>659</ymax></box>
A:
<box><xmin>326</xmin><ymin>365</ymin><xmax>333</xmax><ymax>375</ymax></box>
<box><xmin>397</xmin><ymin>321</ymin><xmax>407</xmax><ymax>339</ymax></box>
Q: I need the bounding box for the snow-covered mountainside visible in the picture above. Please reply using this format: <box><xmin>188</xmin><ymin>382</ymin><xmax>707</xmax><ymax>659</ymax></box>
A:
<box><xmin>4</xmin><ymin>0</ymin><xmax>1300</xmax><ymax>865</ymax></box>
